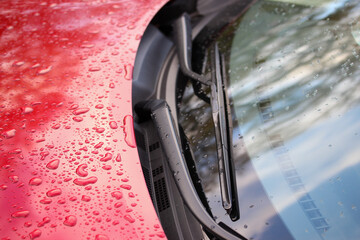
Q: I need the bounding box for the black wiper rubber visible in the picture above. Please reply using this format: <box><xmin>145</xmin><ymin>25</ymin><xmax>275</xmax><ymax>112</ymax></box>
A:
<box><xmin>211</xmin><ymin>43</ymin><xmax>240</xmax><ymax>221</ymax></box>
<box><xmin>174</xmin><ymin>13</ymin><xmax>211</xmax><ymax>85</ymax></box>
<box><xmin>174</xmin><ymin>12</ymin><xmax>239</xmax><ymax>221</ymax></box>
<box><xmin>136</xmin><ymin>100</ymin><xmax>246</xmax><ymax>240</ymax></box>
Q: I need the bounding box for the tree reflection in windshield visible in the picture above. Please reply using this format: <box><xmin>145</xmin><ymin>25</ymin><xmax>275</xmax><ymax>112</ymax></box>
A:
<box><xmin>178</xmin><ymin>0</ymin><xmax>360</xmax><ymax>239</ymax></box>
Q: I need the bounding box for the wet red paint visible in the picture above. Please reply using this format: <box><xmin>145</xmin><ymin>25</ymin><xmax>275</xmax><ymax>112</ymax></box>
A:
<box><xmin>0</xmin><ymin>0</ymin><xmax>168</xmax><ymax>239</ymax></box>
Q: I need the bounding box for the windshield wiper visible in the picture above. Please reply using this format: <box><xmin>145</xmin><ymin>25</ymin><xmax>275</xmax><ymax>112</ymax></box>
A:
<box><xmin>175</xmin><ymin>13</ymin><xmax>239</xmax><ymax>221</ymax></box>
<box><xmin>210</xmin><ymin>43</ymin><xmax>240</xmax><ymax>221</ymax></box>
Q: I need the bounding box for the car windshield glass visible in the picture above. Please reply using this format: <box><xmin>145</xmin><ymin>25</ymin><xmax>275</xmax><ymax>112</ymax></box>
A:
<box><xmin>179</xmin><ymin>0</ymin><xmax>360</xmax><ymax>239</ymax></box>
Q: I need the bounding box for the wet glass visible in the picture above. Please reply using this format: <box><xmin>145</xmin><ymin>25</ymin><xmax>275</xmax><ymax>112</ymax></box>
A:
<box><xmin>178</xmin><ymin>0</ymin><xmax>360</xmax><ymax>239</ymax></box>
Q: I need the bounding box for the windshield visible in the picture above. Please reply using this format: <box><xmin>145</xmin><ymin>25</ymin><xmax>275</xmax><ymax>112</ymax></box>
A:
<box><xmin>178</xmin><ymin>0</ymin><xmax>360</xmax><ymax>239</ymax></box>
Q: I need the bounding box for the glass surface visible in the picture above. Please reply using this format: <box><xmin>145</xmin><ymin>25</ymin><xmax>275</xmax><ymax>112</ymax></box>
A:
<box><xmin>178</xmin><ymin>0</ymin><xmax>360</xmax><ymax>239</ymax></box>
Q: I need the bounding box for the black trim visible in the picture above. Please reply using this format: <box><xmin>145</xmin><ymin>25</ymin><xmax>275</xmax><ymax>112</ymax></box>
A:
<box><xmin>135</xmin><ymin>100</ymin><xmax>247</xmax><ymax>240</ymax></box>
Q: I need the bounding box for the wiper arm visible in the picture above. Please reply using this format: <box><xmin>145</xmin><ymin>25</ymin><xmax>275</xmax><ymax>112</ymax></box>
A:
<box><xmin>174</xmin><ymin>13</ymin><xmax>239</xmax><ymax>221</ymax></box>
<box><xmin>174</xmin><ymin>13</ymin><xmax>211</xmax><ymax>85</ymax></box>
<box><xmin>210</xmin><ymin>43</ymin><xmax>240</xmax><ymax>221</ymax></box>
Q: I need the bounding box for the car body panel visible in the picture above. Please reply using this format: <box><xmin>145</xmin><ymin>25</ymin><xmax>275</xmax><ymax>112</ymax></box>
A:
<box><xmin>0</xmin><ymin>0</ymin><xmax>168</xmax><ymax>239</ymax></box>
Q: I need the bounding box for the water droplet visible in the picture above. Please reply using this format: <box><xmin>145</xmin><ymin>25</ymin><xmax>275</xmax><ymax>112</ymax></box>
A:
<box><xmin>109</xmin><ymin>83</ymin><xmax>115</xmax><ymax>88</ymax></box>
<box><xmin>115</xmin><ymin>154</ymin><xmax>121</xmax><ymax>162</ymax></box>
<box><xmin>63</xmin><ymin>215</ymin><xmax>77</xmax><ymax>227</ymax></box>
<box><xmin>40</xmin><ymin>151</ymin><xmax>49</xmax><ymax>160</ymax></box>
<box><xmin>37</xmin><ymin>217</ymin><xmax>50</xmax><ymax>227</ymax></box>
<box><xmin>72</xmin><ymin>108</ymin><xmax>90</xmax><ymax>115</ymax></box>
<box><xmin>156</xmin><ymin>232</ymin><xmax>166</xmax><ymax>238</ymax></box>
<box><xmin>95</xmin><ymin>128</ymin><xmax>105</xmax><ymax>133</ymax></box>
<box><xmin>29</xmin><ymin>229</ymin><xmax>41</xmax><ymax>239</ymax></box>
<box><xmin>24</xmin><ymin>222</ymin><xmax>32</xmax><ymax>227</ymax></box>
<box><xmin>14</xmin><ymin>61</ymin><xmax>25</xmax><ymax>66</ymax></box>
<box><xmin>73</xmin><ymin>117</ymin><xmax>83</xmax><ymax>122</ymax></box>
<box><xmin>23</xmin><ymin>107</ymin><xmax>34</xmax><ymax>114</ymax></box>
<box><xmin>0</xmin><ymin>184</ymin><xmax>8</xmax><ymax>190</ymax></box>
<box><xmin>9</xmin><ymin>175</ymin><xmax>19</xmax><ymax>183</ymax></box>
<box><xmin>8</xmin><ymin>148</ymin><xmax>22</xmax><ymax>154</ymax></box>
<box><xmin>123</xmin><ymin>115</ymin><xmax>136</xmax><ymax>148</ymax></box>
<box><xmin>31</xmin><ymin>63</ymin><xmax>40</xmax><ymax>68</ymax></box>
<box><xmin>69</xmin><ymin>104</ymin><xmax>79</xmax><ymax>110</ymax></box>
<box><xmin>46</xmin><ymin>188</ymin><xmax>62</xmax><ymax>197</ymax></box>
<box><xmin>76</xmin><ymin>164</ymin><xmax>88</xmax><ymax>177</ymax></box>
<box><xmin>114</xmin><ymin>202</ymin><xmax>122</xmax><ymax>208</ymax></box>
<box><xmin>11</xmin><ymin>210</ymin><xmax>30</xmax><ymax>218</ymax></box>
<box><xmin>95</xmin><ymin>234</ymin><xmax>109</xmax><ymax>240</ymax></box>
<box><xmin>111</xmin><ymin>191</ymin><xmax>123</xmax><ymax>200</ymax></box>
<box><xmin>46</xmin><ymin>159</ymin><xmax>60</xmax><ymax>170</ymax></box>
<box><xmin>3</xmin><ymin>129</ymin><xmax>16</xmax><ymax>138</ymax></box>
<box><xmin>109</xmin><ymin>121</ymin><xmax>118</xmax><ymax>129</ymax></box>
<box><xmin>29</xmin><ymin>177</ymin><xmax>42</xmax><ymax>186</ymax></box>
<box><xmin>94</xmin><ymin>142</ymin><xmax>104</xmax><ymax>149</ymax></box>
<box><xmin>73</xmin><ymin>176</ymin><xmax>98</xmax><ymax>186</ymax></box>
<box><xmin>89</xmin><ymin>67</ymin><xmax>101</xmax><ymax>72</ymax></box>
<box><xmin>124</xmin><ymin>214</ymin><xmax>135</xmax><ymax>223</ymax></box>
<box><xmin>124</xmin><ymin>64</ymin><xmax>133</xmax><ymax>80</ymax></box>
<box><xmin>38</xmin><ymin>66</ymin><xmax>52</xmax><ymax>75</ymax></box>
<box><xmin>40</xmin><ymin>198</ymin><xmax>52</xmax><ymax>204</ymax></box>
<box><xmin>100</xmin><ymin>153</ymin><xmax>112</xmax><ymax>162</ymax></box>
<box><xmin>102</xmin><ymin>165</ymin><xmax>111</xmax><ymax>170</ymax></box>
<box><xmin>95</xmin><ymin>104</ymin><xmax>104</xmax><ymax>109</ymax></box>
<box><xmin>120</xmin><ymin>184</ymin><xmax>131</xmax><ymax>190</ymax></box>
<box><xmin>81</xmin><ymin>195</ymin><xmax>91</xmax><ymax>202</ymax></box>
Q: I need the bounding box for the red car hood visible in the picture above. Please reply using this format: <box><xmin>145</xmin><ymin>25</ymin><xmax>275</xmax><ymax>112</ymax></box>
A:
<box><xmin>0</xmin><ymin>0</ymin><xmax>167</xmax><ymax>239</ymax></box>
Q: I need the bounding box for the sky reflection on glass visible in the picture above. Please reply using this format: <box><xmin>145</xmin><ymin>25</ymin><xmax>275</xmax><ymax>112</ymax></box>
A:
<box><xmin>230</xmin><ymin>0</ymin><xmax>360</xmax><ymax>239</ymax></box>
<box><xmin>179</xmin><ymin>0</ymin><xmax>360</xmax><ymax>239</ymax></box>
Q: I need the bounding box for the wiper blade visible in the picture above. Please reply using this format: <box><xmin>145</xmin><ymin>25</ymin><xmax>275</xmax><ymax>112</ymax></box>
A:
<box><xmin>210</xmin><ymin>43</ymin><xmax>240</xmax><ymax>221</ymax></box>
<box><xmin>174</xmin><ymin>13</ymin><xmax>239</xmax><ymax>221</ymax></box>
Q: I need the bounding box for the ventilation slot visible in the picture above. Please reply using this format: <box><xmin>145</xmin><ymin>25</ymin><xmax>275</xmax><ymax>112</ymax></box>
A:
<box><xmin>154</xmin><ymin>177</ymin><xmax>170</xmax><ymax>212</ymax></box>
<box><xmin>142</xmin><ymin>166</ymin><xmax>153</xmax><ymax>202</ymax></box>
<box><xmin>149</xmin><ymin>142</ymin><xmax>160</xmax><ymax>152</ymax></box>
<box><xmin>152</xmin><ymin>166</ymin><xmax>164</xmax><ymax>178</ymax></box>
